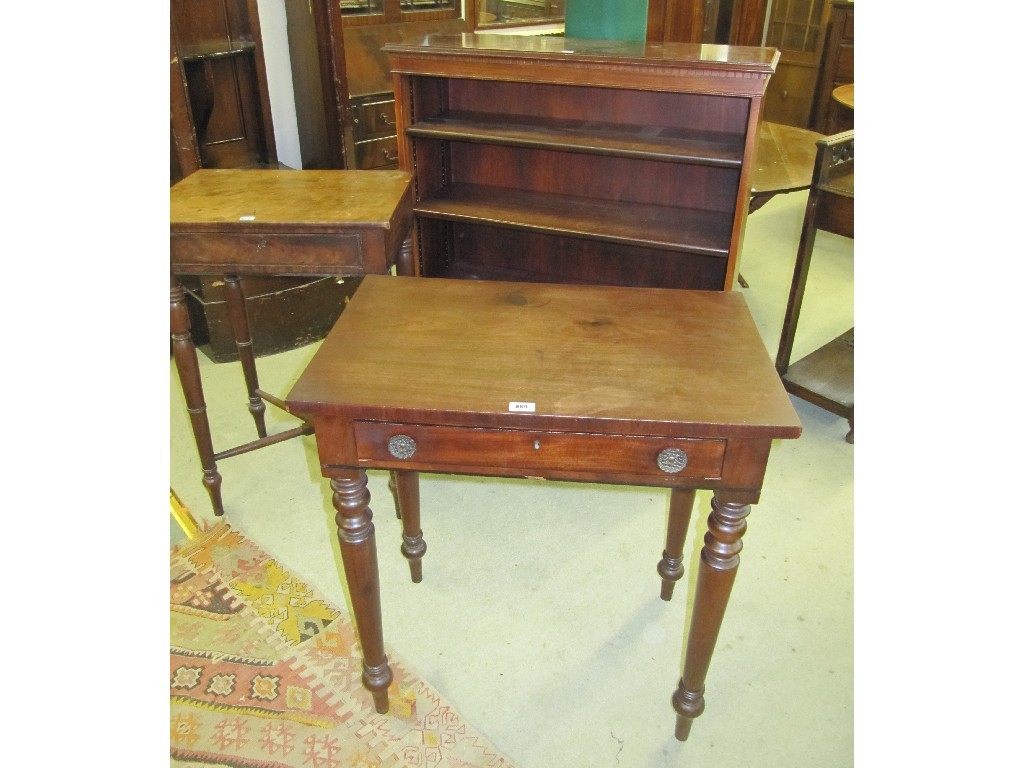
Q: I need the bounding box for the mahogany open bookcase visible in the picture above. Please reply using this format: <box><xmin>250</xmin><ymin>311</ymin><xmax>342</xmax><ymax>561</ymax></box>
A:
<box><xmin>384</xmin><ymin>34</ymin><xmax>779</xmax><ymax>290</ymax></box>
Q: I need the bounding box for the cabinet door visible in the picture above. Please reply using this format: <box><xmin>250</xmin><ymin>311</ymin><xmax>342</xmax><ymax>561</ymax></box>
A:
<box><xmin>761</xmin><ymin>0</ymin><xmax>829</xmax><ymax>128</ymax></box>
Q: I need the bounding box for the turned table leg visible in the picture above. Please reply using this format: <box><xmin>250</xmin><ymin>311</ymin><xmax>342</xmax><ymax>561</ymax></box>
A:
<box><xmin>393</xmin><ymin>470</ymin><xmax>426</xmax><ymax>583</ymax></box>
<box><xmin>658</xmin><ymin>488</ymin><xmax>696</xmax><ymax>601</ymax></box>
<box><xmin>170</xmin><ymin>274</ymin><xmax>224</xmax><ymax>516</ymax></box>
<box><xmin>672</xmin><ymin>491</ymin><xmax>750</xmax><ymax>740</ymax></box>
<box><xmin>388</xmin><ymin>471</ymin><xmax>402</xmax><ymax>519</ymax></box>
<box><xmin>223</xmin><ymin>274</ymin><xmax>267</xmax><ymax>438</ymax></box>
<box><xmin>331</xmin><ymin>470</ymin><xmax>393</xmax><ymax>713</ymax></box>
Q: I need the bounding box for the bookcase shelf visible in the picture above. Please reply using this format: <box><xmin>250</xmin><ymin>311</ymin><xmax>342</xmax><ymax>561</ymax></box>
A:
<box><xmin>415</xmin><ymin>183</ymin><xmax>733</xmax><ymax>256</ymax></box>
<box><xmin>406</xmin><ymin>112</ymin><xmax>746</xmax><ymax>166</ymax></box>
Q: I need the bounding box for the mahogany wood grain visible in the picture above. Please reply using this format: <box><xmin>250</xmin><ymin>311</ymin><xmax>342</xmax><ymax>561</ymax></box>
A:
<box><xmin>290</xmin><ymin>277</ymin><xmax>800</xmax><ymax>442</ymax></box>
<box><xmin>286</xmin><ymin>274</ymin><xmax>801</xmax><ymax>739</ymax></box>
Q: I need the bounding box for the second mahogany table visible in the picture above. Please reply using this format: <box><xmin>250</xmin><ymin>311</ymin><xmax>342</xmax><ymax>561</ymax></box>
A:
<box><xmin>738</xmin><ymin>121</ymin><xmax>825</xmax><ymax>288</ymax></box>
<box><xmin>286</xmin><ymin>274</ymin><xmax>802</xmax><ymax>740</ymax></box>
<box><xmin>750</xmin><ymin>121</ymin><xmax>826</xmax><ymax>214</ymax></box>
<box><xmin>171</xmin><ymin>169</ymin><xmax>413</xmax><ymax>516</ymax></box>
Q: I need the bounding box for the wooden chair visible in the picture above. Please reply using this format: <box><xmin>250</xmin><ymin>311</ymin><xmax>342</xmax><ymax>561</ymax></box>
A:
<box><xmin>775</xmin><ymin>131</ymin><xmax>854</xmax><ymax>443</ymax></box>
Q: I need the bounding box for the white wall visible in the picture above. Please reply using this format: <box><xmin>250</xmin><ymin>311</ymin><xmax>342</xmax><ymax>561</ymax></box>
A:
<box><xmin>256</xmin><ymin>0</ymin><xmax>302</xmax><ymax>169</ymax></box>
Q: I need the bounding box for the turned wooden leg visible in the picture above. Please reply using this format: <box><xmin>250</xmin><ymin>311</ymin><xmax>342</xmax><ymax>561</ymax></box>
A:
<box><xmin>170</xmin><ymin>275</ymin><xmax>224</xmax><ymax>516</ymax></box>
<box><xmin>223</xmin><ymin>274</ymin><xmax>267</xmax><ymax>438</ymax></box>
<box><xmin>331</xmin><ymin>471</ymin><xmax>392</xmax><ymax>714</ymax></box>
<box><xmin>393</xmin><ymin>470</ymin><xmax>425</xmax><ymax>583</ymax></box>
<box><xmin>776</xmin><ymin>210</ymin><xmax>819</xmax><ymax>375</ymax></box>
<box><xmin>657</xmin><ymin>488</ymin><xmax>696</xmax><ymax>601</ymax></box>
<box><xmin>388</xmin><ymin>471</ymin><xmax>402</xmax><ymax>519</ymax></box>
<box><xmin>672</xmin><ymin>492</ymin><xmax>750</xmax><ymax>741</ymax></box>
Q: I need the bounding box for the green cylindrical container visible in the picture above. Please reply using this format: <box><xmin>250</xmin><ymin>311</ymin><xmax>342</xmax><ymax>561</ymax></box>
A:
<box><xmin>564</xmin><ymin>0</ymin><xmax>649</xmax><ymax>42</ymax></box>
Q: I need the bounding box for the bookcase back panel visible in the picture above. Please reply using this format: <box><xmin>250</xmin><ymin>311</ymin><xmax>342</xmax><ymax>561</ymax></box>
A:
<box><xmin>448</xmin><ymin>143</ymin><xmax>739</xmax><ymax>212</ymax></box>
<box><xmin>441</xmin><ymin>222</ymin><xmax>728</xmax><ymax>289</ymax></box>
<box><xmin>444</xmin><ymin>79</ymin><xmax>751</xmax><ymax>135</ymax></box>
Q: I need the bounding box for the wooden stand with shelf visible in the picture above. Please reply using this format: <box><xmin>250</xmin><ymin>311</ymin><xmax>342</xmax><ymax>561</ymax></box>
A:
<box><xmin>385</xmin><ymin>34</ymin><xmax>778</xmax><ymax>290</ymax></box>
<box><xmin>776</xmin><ymin>131</ymin><xmax>853</xmax><ymax>442</ymax></box>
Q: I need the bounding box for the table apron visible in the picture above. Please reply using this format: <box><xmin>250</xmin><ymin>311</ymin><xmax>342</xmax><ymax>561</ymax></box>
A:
<box><xmin>170</xmin><ymin>231</ymin><xmax>392</xmax><ymax>275</ymax></box>
<box><xmin>361</xmin><ymin>420</ymin><xmax>723</xmax><ymax>477</ymax></box>
<box><xmin>311</xmin><ymin>419</ymin><xmax>775</xmax><ymax>497</ymax></box>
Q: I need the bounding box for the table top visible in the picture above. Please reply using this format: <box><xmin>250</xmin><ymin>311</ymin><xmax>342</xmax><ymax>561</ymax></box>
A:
<box><xmin>287</xmin><ymin>275</ymin><xmax>802</xmax><ymax>440</ymax></box>
<box><xmin>170</xmin><ymin>169</ymin><xmax>412</xmax><ymax>232</ymax></box>
<box><xmin>751</xmin><ymin>121</ymin><xmax>825</xmax><ymax>196</ymax></box>
<box><xmin>832</xmin><ymin>84</ymin><xmax>854</xmax><ymax>110</ymax></box>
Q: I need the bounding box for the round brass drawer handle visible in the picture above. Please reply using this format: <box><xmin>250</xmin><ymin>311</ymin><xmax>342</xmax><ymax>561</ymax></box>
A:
<box><xmin>387</xmin><ymin>434</ymin><xmax>417</xmax><ymax>460</ymax></box>
<box><xmin>657</xmin><ymin>447</ymin><xmax>689</xmax><ymax>473</ymax></box>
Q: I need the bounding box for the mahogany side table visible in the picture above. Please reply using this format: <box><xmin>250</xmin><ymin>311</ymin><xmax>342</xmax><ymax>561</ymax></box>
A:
<box><xmin>171</xmin><ymin>169</ymin><xmax>413</xmax><ymax>516</ymax></box>
<box><xmin>286</xmin><ymin>275</ymin><xmax>802</xmax><ymax>740</ymax></box>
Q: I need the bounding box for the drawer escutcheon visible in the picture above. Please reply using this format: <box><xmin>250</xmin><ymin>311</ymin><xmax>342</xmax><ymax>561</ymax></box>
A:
<box><xmin>657</xmin><ymin>447</ymin><xmax>689</xmax><ymax>473</ymax></box>
<box><xmin>387</xmin><ymin>434</ymin><xmax>417</xmax><ymax>460</ymax></box>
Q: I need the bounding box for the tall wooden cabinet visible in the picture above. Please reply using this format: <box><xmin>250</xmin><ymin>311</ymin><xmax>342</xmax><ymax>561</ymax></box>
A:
<box><xmin>385</xmin><ymin>34</ymin><xmax>778</xmax><ymax>290</ymax></box>
<box><xmin>284</xmin><ymin>0</ymin><xmax>471</xmax><ymax>170</ymax></box>
<box><xmin>760</xmin><ymin>0</ymin><xmax>831</xmax><ymax>127</ymax></box>
<box><xmin>809</xmin><ymin>1</ymin><xmax>853</xmax><ymax>133</ymax></box>
<box><xmin>284</xmin><ymin>2</ymin><xmax>572</xmax><ymax>171</ymax></box>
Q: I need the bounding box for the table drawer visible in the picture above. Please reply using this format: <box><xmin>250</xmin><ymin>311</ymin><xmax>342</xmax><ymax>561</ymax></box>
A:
<box><xmin>353</xmin><ymin>136</ymin><xmax>399</xmax><ymax>169</ymax></box>
<box><xmin>171</xmin><ymin>232</ymin><xmax>369</xmax><ymax>275</ymax></box>
<box><xmin>351</xmin><ymin>99</ymin><xmax>397</xmax><ymax>139</ymax></box>
<box><xmin>353</xmin><ymin>422</ymin><xmax>725</xmax><ymax>480</ymax></box>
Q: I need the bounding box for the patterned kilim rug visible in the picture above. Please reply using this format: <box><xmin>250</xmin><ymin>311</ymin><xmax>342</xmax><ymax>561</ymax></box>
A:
<box><xmin>170</xmin><ymin>521</ymin><xmax>520</xmax><ymax>768</ymax></box>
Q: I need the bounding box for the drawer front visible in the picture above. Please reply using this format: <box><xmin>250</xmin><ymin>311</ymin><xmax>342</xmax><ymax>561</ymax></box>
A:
<box><xmin>354</xmin><ymin>422</ymin><xmax>725</xmax><ymax>480</ymax></box>
<box><xmin>351</xmin><ymin>99</ymin><xmax>397</xmax><ymax>139</ymax></box>
<box><xmin>171</xmin><ymin>232</ymin><xmax>369</xmax><ymax>275</ymax></box>
<box><xmin>353</xmin><ymin>136</ymin><xmax>399</xmax><ymax>169</ymax></box>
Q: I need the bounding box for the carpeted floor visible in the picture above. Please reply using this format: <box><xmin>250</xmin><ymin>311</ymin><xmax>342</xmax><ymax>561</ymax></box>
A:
<box><xmin>171</xmin><ymin>521</ymin><xmax>521</xmax><ymax>767</ymax></box>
